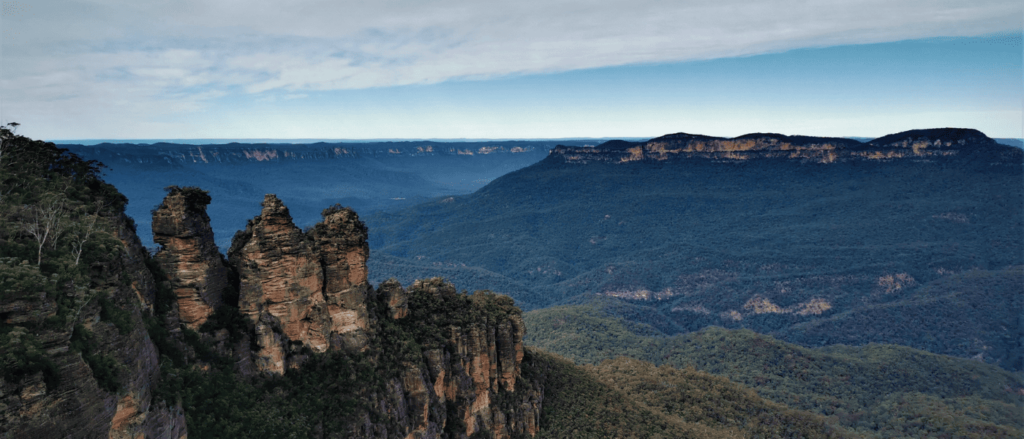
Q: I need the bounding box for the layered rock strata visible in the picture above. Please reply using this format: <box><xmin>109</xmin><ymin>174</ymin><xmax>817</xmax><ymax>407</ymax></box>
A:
<box><xmin>152</xmin><ymin>186</ymin><xmax>230</xmax><ymax>329</ymax></box>
<box><xmin>371</xmin><ymin>278</ymin><xmax>541</xmax><ymax>439</ymax></box>
<box><xmin>228</xmin><ymin>195</ymin><xmax>373</xmax><ymax>374</ymax></box>
<box><xmin>0</xmin><ymin>214</ymin><xmax>187</xmax><ymax>439</ymax></box>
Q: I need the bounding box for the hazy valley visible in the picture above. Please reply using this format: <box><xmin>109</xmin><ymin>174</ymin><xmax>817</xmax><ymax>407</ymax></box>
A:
<box><xmin>63</xmin><ymin>140</ymin><xmax>602</xmax><ymax>250</ymax></box>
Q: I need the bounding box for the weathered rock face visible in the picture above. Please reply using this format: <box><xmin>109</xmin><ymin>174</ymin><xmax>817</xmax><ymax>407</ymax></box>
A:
<box><xmin>373</xmin><ymin>278</ymin><xmax>541</xmax><ymax>439</ymax></box>
<box><xmin>0</xmin><ymin>214</ymin><xmax>187</xmax><ymax>439</ymax></box>
<box><xmin>4</xmin><ymin>187</ymin><xmax>537</xmax><ymax>437</ymax></box>
<box><xmin>228</xmin><ymin>195</ymin><xmax>373</xmax><ymax>374</ymax></box>
<box><xmin>310</xmin><ymin>205</ymin><xmax>373</xmax><ymax>351</ymax></box>
<box><xmin>377</xmin><ymin>278</ymin><xmax>409</xmax><ymax>320</ymax></box>
<box><xmin>152</xmin><ymin>186</ymin><xmax>230</xmax><ymax>329</ymax></box>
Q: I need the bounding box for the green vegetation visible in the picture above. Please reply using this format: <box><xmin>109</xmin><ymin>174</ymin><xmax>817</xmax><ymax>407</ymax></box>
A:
<box><xmin>525</xmin><ymin>349</ymin><xmax>854</xmax><ymax>438</ymax></box>
<box><xmin>589</xmin><ymin>356</ymin><xmax>850</xmax><ymax>438</ymax></box>
<box><xmin>526</xmin><ymin>349</ymin><xmax>697</xmax><ymax>438</ymax></box>
<box><xmin>69</xmin><ymin>324</ymin><xmax>121</xmax><ymax>392</ymax></box>
<box><xmin>0</xmin><ymin>325</ymin><xmax>59</xmax><ymax>389</ymax></box>
<box><xmin>155</xmin><ymin>350</ymin><xmax>378</xmax><ymax>438</ymax></box>
<box><xmin>781</xmin><ymin>266</ymin><xmax>1023</xmax><ymax>370</ymax></box>
<box><xmin>524</xmin><ymin>303</ymin><xmax>1024</xmax><ymax>438</ymax></box>
<box><xmin>0</xmin><ymin>124</ymin><xmax>138</xmax><ymax>392</ymax></box>
<box><xmin>146</xmin><ymin>276</ymin><xmax>526</xmax><ymax>439</ymax></box>
<box><xmin>366</xmin><ymin>148</ymin><xmax>1023</xmax><ymax>369</ymax></box>
<box><xmin>6</xmin><ymin>126</ymin><xmax>1020</xmax><ymax>437</ymax></box>
<box><xmin>97</xmin><ymin>292</ymin><xmax>132</xmax><ymax>334</ymax></box>
<box><xmin>161</xmin><ymin>185</ymin><xmax>212</xmax><ymax>212</ymax></box>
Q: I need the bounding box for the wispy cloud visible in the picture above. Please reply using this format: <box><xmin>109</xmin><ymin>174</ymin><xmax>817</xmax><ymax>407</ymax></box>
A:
<box><xmin>1</xmin><ymin>0</ymin><xmax>1020</xmax><ymax>137</ymax></box>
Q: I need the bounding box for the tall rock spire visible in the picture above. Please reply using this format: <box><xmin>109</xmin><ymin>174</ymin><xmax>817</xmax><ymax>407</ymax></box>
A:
<box><xmin>228</xmin><ymin>195</ymin><xmax>373</xmax><ymax>373</ymax></box>
<box><xmin>152</xmin><ymin>186</ymin><xmax>229</xmax><ymax>329</ymax></box>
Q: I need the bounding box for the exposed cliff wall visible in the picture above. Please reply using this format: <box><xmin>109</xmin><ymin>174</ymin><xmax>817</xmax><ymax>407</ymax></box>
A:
<box><xmin>152</xmin><ymin>186</ymin><xmax>230</xmax><ymax>329</ymax></box>
<box><xmin>228</xmin><ymin>195</ymin><xmax>373</xmax><ymax>374</ymax></box>
<box><xmin>365</xmin><ymin>278</ymin><xmax>541</xmax><ymax>439</ymax></box>
<box><xmin>66</xmin><ymin>142</ymin><xmax>546</xmax><ymax>166</ymax></box>
<box><xmin>1</xmin><ymin>214</ymin><xmax>187</xmax><ymax>439</ymax></box>
<box><xmin>139</xmin><ymin>192</ymin><xmax>542</xmax><ymax>437</ymax></box>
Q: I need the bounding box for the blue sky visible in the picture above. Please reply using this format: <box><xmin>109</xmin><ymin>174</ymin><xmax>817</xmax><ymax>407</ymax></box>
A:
<box><xmin>1</xmin><ymin>1</ymin><xmax>1021</xmax><ymax>140</ymax></box>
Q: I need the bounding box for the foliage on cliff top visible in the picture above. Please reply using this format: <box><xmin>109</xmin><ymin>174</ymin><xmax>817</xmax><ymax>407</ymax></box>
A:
<box><xmin>161</xmin><ymin>185</ymin><xmax>212</xmax><ymax>212</ymax></box>
<box><xmin>0</xmin><ymin>126</ymin><xmax>141</xmax><ymax>393</ymax></box>
<box><xmin>396</xmin><ymin>277</ymin><xmax>521</xmax><ymax>348</ymax></box>
<box><xmin>524</xmin><ymin>303</ymin><xmax>1024</xmax><ymax>438</ymax></box>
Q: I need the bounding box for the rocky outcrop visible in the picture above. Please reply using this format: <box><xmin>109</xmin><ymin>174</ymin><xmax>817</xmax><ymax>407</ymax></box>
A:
<box><xmin>377</xmin><ymin>278</ymin><xmax>409</xmax><ymax>319</ymax></box>
<box><xmin>228</xmin><ymin>195</ymin><xmax>373</xmax><ymax>374</ymax></box>
<box><xmin>4</xmin><ymin>185</ymin><xmax>539</xmax><ymax>437</ymax></box>
<box><xmin>309</xmin><ymin>204</ymin><xmax>373</xmax><ymax>351</ymax></box>
<box><xmin>372</xmin><ymin>278</ymin><xmax>541</xmax><ymax>439</ymax></box>
<box><xmin>152</xmin><ymin>186</ymin><xmax>230</xmax><ymax>329</ymax></box>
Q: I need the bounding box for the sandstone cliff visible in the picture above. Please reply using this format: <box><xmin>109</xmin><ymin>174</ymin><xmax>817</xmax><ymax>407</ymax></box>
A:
<box><xmin>152</xmin><ymin>186</ymin><xmax>230</xmax><ymax>329</ymax></box>
<box><xmin>3</xmin><ymin>151</ymin><xmax>540</xmax><ymax>438</ymax></box>
<box><xmin>196</xmin><ymin>195</ymin><xmax>541</xmax><ymax>437</ymax></box>
<box><xmin>370</xmin><ymin>278</ymin><xmax>541</xmax><ymax>439</ymax></box>
<box><xmin>0</xmin><ymin>214</ymin><xmax>187</xmax><ymax>439</ymax></box>
<box><xmin>228</xmin><ymin>195</ymin><xmax>373</xmax><ymax>374</ymax></box>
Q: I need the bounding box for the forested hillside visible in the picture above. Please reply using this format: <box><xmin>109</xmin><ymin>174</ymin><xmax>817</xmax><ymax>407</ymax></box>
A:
<box><xmin>365</xmin><ymin>129</ymin><xmax>1023</xmax><ymax>369</ymax></box>
<box><xmin>524</xmin><ymin>302</ymin><xmax>1024</xmax><ymax>438</ymax></box>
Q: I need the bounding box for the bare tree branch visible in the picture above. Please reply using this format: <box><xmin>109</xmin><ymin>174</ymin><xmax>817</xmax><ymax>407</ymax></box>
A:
<box><xmin>23</xmin><ymin>195</ymin><xmax>68</xmax><ymax>266</ymax></box>
<box><xmin>70</xmin><ymin>201</ymin><xmax>105</xmax><ymax>266</ymax></box>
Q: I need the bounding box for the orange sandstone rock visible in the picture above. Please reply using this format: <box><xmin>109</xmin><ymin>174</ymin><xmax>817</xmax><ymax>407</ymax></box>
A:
<box><xmin>229</xmin><ymin>195</ymin><xmax>374</xmax><ymax>373</ymax></box>
<box><xmin>152</xmin><ymin>187</ymin><xmax>229</xmax><ymax>329</ymax></box>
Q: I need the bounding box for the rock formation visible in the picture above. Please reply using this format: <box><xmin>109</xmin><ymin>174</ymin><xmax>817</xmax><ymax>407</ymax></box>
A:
<box><xmin>228</xmin><ymin>195</ymin><xmax>373</xmax><ymax>373</ymax></box>
<box><xmin>152</xmin><ymin>186</ymin><xmax>230</xmax><ymax>329</ymax></box>
<box><xmin>309</xmin><ymin>204</ymin><xmax>373</xmax><ymax>351</ymax></box>
<box><xmin>4</xmin><ymin>182</ymin><xmax>539</xmax><ymax>437</ymax></box>
<box><xmin>370</xmin><ymin>278</ymin><xmax>541</xmax><ymax>439</ymax></box>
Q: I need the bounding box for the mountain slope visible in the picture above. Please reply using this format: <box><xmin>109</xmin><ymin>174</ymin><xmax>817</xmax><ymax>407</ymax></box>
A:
<box><xmin>524</xmin><ymin>303</ymin><xmax>1024</xmax><ymax>438</ymax></box>
<box><xmin>364</xmin><ymin>128</ymin><xmax>1023</xmax><ymax>368</ymax></box>
<box><xmin>526</xmin><ymin>349</ymin><xmax>857</xmax><ymax>439</ymax></box>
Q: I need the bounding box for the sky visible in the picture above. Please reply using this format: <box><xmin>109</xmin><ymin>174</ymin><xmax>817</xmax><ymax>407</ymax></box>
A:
<box><xmin>1</xmin><ymin>0</ymin><xmax>1021</xmax><ymax>140</ymax></box>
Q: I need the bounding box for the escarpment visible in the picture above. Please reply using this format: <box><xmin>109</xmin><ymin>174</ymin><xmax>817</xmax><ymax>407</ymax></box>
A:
<box><xmin>151</xmin><ymin>186</ymin><xmax>230</xmax><ymax>329</ymax></box>
<box><xmin>550</xmin><ymin>127</ymin><xmax>1021</xmax><ymax>164</ymax></box>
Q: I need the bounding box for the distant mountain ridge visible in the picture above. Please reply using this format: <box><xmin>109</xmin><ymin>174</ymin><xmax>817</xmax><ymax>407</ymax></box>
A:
<box><xmin>70</xmin><ymin>140</ymin><xmax>546</xmax><ymax>166</ymax></box>
<box><xmin>550</xmin><ymin>128</ymin><xmax>1017</xmax><ymax>164</ymax></box>
<box><xmin>365</xmin><ymin>127</ymin><xmax>1023</xmax><ymax>370</ymax></box>
<box><xmin>64</xmin><ymin>140</ymin><xmax>596</xmax><ymax>249</ymax></box>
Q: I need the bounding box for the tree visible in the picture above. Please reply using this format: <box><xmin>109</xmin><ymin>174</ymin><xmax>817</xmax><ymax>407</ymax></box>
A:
<box><xmin>22</xmin><ymin>194</ymin><xmax>69</xmax><ymax>266</ymax></box>
<box><xmin>0</xmin><ymin>122</ymin><xmax>20</xmax><ymax>205</ymax></box>
<box><xmin>0</xmin><ymin>122</ymin><xmax>18</xmax><ymax>169</ymax></box>
<box><xmin>70</xmin><ymin>210</ymin><xmax>98</xmax><ymax>266</ymax></box>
